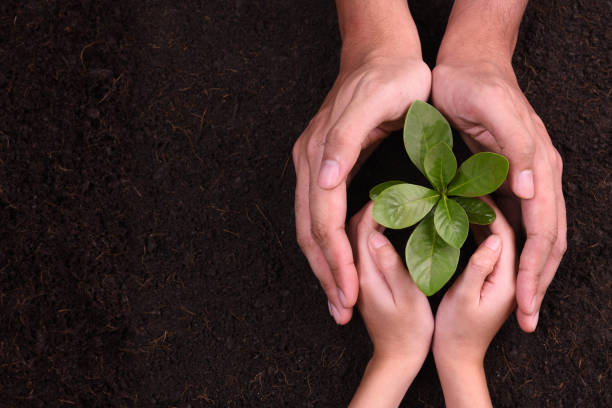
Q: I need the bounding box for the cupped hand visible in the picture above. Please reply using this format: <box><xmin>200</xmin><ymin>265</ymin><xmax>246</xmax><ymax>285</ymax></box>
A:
<box><xmin>348</xmin><ymin>202</ymin><xmax>434</xmax><ymax>363</ymax></box>
<box><xmin>433</xmin><ymin>197</ymin><xmax>516</xmax><ymax>365</ymax></box>
<box><xmin>432</xmin><ymin>61</ymin><xmax>566</xmax><ymax>332</ymax></box>
<box><xmin>293</xmin><ymin>48</ymin><xmax>431</xmax><ymax>324</ymax></box>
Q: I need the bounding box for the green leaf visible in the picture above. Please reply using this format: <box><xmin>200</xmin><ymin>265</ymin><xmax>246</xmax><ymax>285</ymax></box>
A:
<box><xmin>406</xmin><ymin>214</ymin><xmax>460</xmax><ymax>296</ymax></box>
<box><xmin>423</xmin><ymin>142</ymin><xmax>457</xmax><ymax>192</ymax></box>
<box><xmin>453</xmin><ymin>197</ymin><xmax>496</xmax><ymax>225</ymax></box>
<box><xmin>369</xmin><ymin>180</ymin><xmax>405</xmax><ymax>200</ymax></box>
<box><xmin>434</xmin><ymin>196</ymin><xmax>469</xmax><ymax>248</ymax></box>
<box><xmin>447</xmin><ymin>152</ymin><xmax>509</xmax><ymax>197</ymax></box>
<box><xmin>403</xmin><ymin>100</ymin><xmax>453</xmax><ymax>176</ymax></box>
<box><xmin>372</xmin><ymin>184</ymin><xmax>440</xmax><ymax>229</ymax></box>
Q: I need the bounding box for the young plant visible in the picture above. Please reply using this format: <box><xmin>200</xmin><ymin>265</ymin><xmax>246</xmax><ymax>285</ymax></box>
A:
<box><xmin>370</xmin><ymin>101</ymin><xmax>509</xmax><ymax>296</ymax></box>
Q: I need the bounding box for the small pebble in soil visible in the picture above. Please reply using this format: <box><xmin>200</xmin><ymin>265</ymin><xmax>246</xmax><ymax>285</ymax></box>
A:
<box><xmin>225</xmin><ymin>337</ymin><xmax>234</xmax><ymax>350</ymax></box>
<box><xmin>86</xmin><ymin>107</ymin><xmax>100</xmax><ymax>120</ymax></box>
<box><xmin>146</xmin><ymin>236</ymin><xmax>157</xmax><ymax>253</ymax></box>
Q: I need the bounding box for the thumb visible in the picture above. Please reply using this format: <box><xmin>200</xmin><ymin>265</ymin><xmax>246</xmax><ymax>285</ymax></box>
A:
<box><xmin>478</xmin><ymin>103</ymin><xmax>535</xmax><ymax>199</ymax></box>
<box><xmin>367</xmin><ymin>231</ymin><xmax>412</xmax><ymax>295</ymax></box>
<box><xmin>456</xmin><ymin>235</ymin><xmax>502</xmax><ymax>296</ymax></box>
<box><xmin>318</xmin><ymin>92</ymin><xmax>392</xmax><ymax>189</ymax></box>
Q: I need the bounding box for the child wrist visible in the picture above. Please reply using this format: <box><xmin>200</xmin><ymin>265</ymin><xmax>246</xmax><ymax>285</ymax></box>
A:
<box><xmin>433</xmin><ymin>348</ymin><xmax>484</xmax><ymax>374</ymax></box>
<box><xmin>368</xmin><ymin>354</ymin><xmax>421</xmax><ymax>389</ymax></box>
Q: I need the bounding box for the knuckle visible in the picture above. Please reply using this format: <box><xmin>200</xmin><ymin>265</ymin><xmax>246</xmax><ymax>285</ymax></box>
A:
<box><xmin>327</xmin><ymin>125</ymin><xmax>351</xmax><ymax>147</ymax></box>
<box><xmin>360</xmin><ymin>72</ymin><xmax>387</xmax><ymax>97</ymax></box>
<box><xmin>319</xmin><ymin>277</ymin><xmax>336</xmax><ymax>296</ymax></box>
<box><xmin>296</xmin><ymin>231</ymin><xmax>315</xmax><ymax>251</ymax></box>
<box><xmin>539</xmin><ymin>228</ymin><xmax>558</xmax><ymax>246</ymax></box>
<box><xmin>479</xmin><ymin>80</ymin><xmax>509</xmax><ymax>104</ymax></box>
<box><xmin>311</xmin><ymin>221</ymin><xmax>330</xmax><ymax>244</ymax></box>
<box><xmin>377</xmin><ymin>249</ymin><xmax>399</xmax><ymax>272</ymax></box>
<box><xmin>470</xmin><ymin>252</ymin><xmax>493</xmax><ymax>274</ymax></box>
<box><xmin>327</xmin><ymin>259</ymin><xmax>342</xmax><ymax>278</ymax></box>
<box><xmin>520</xmin><ymin>138</ymin><xmax>536</xmax><ymax>159</ymax></box>
<box><xmin>468</xmin><ymin>80</ymin><xmax>510</xmax><ymax>118</ymax></box>
<box><xmin>519</xmin><ymin>256</ymin><xmax>541</xmax><ymax>277</ymax></box>
<box><xmin>357</xmin><ymin>216</ymin><xmax>371</xmax><ymax>234</ymax></box>
<box><xmin>306</xmin><ymin>136</ymin><xmax>322</xmax><ymax>160</ymax></box>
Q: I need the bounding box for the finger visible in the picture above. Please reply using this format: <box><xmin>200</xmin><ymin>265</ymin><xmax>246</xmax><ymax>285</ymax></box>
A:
<box><xmin>307</xmin><ymin>106</ymin><xmax>362</xmax><ymax>310</ymax></box>
<box><xmin>539</xmin><ymin>149</ymin><xmax>567</xmax><ymax>290</ymax></box>
<box><xmin>368</xmin><ymin>230</ymin><xmax>418</xmax><ymax>301</ymax></box>
<box><xmin>481</xmin><ymin>197</ymin><xmax>517</xmax><ymax>288</ymax></box>
<box><xmin>348</xmin><ymin>201</ymin><xmax>383</xmax><ymax>256</ymax></box>
<box><xmin>350</xmin><ymin>202</ymin><xmax>395</xmax><ymax>307</ymax></box>
<box><xmin>318</xmin><ymin>84</ymin><xmax>393</xmax><ymax>190</ymax></box>
<box><xmin>309</xmin><ymin>172</ymin><xmax>359</xmax><ymax>309</ymax></box>
<box><xmin>515</xmin><ymin>141</ymin><xmax>558</xmax><ymax>330</ymax></box>
<box><xmin>468</xmin><ymin>195</ymin><xmax>515</xmax><ymax>245</ymax></box>
<box><xmin>516</xmin><ymin>142</ymin><xmax>566</xmax><ymax>332</ymax></box>
<box><xmin>455</xmin><ymin>235</ymin><xmax>502</xmax><ymax>301</ymax></box>
<box><xmin>295</xmin><ymin>146</ymin><xmax>352</xmax><ymax>324</ymax></box>
<box><xmin>475</xmin><ymin>99</ymin><xmax>536</xmax><ymax>199</ymax></box>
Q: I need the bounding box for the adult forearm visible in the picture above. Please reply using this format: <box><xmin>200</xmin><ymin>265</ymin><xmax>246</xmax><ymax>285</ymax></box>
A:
<box><xmin>336</xmin><ymin>0</ymin><xmax>421</xmax><ymax>67</ymax></box>
<box><xmin>438</xmin><ymin>0</ymin><xmax>528</xmax><ymax>64</ymax></box>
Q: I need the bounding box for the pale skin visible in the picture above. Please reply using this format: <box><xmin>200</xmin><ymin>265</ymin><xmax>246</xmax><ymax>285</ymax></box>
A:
<box><xmin>292</xmin><ymin>0</ymin><xmax>566</xmax><ymax>331</ymax></box>
<box><xmin>347</xmin><ymin>199</ymin><xmax>516</xmax><ymax>407</ymax></box>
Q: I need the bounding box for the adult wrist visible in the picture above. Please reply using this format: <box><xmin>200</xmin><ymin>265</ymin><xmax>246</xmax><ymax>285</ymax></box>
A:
<box><xmin>437</xmin><ymin>0</ymin><xmax>527</xmax><ymax>66</ymax></box>
<box><xmin>336</xmin><ymin>0</ymin><xmax>422</xmax><ymax>68</ymax></box>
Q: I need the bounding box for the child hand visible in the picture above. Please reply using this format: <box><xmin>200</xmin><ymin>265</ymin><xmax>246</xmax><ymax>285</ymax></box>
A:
<box><xmin>350</xmin><ymin>201</ymin><xmax>434</xmax><ymax>364</ymax></box>
<box><xmin>433</xmin><ymin>197</ymin><xmax>516</xmax><ymax>407</ymax></box>
<box><xmin>348</xmin><ymin>202</ymin><xmax>433</xmax><ymax>407</ymax></box>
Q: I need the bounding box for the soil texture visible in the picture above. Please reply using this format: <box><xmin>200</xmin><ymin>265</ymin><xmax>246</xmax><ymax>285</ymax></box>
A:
<box><xmin>0</xmin><ymin>0</ymin><xmax>610</xmax><ymax>406</ymax></box>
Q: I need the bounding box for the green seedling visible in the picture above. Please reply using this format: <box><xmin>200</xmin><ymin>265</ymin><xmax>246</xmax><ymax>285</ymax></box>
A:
<box><xmin>370</xmin><ymin>100</ymin><xmax>509</xmax><ymax>296</ymax></box>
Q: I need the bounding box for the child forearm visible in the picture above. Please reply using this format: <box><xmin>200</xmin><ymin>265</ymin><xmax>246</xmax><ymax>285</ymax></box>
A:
<box><xmin>349</xmin><ymin>355</ymin><xmax>420</xmax><ymax>408</ymax></box>
<box><xmin>435</xmin><ymin>356</ymin><xmax>492</xmax><ymax>408</ymax></box>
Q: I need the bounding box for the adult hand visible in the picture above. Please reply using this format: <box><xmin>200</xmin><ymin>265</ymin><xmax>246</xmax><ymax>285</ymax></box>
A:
<box><xmin>293</xmin><ymin>0</ymin><xmax>431</xmax><ymax>324</ymax></box>
<box><xmin>432</xmin><ymin>0</ymin><xmax>566</xmax><ymax>332</ymax></box>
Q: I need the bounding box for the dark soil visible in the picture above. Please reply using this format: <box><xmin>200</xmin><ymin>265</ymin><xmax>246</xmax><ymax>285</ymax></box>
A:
<box><xmin>0</xmin><ymin>0</ymin><xmax>610</xmax><ymax>407</ymax></box>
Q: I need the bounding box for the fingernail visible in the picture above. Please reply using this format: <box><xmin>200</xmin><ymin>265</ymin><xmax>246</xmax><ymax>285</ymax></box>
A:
<box><xmin>337</xmin><ymin>288</ymin><xmax>348</xmax><ymax>308</ymax></box>
<box><xmin>328</xmin><ymin>300</ymin><xmax>339</xmax><ymax>324</ymax></box>
<box><xmin>529</xmin><ymin>310</ymin><xmax>539</xmax><ymax>330</ymax></box>
<box><xmin>530</xmin><ymin>295</ymin><xmax>538</xmax><ymax>313</ymax></box>
<box><xmin>484</xmin><ymin>235</ymin><xmax>501</xmax><ymax>251</ymax></box>
<box><xmin>369</xmin><ymin>231</ymin><xmax>388</xmax><ymax>249</ymax></box>
<box><xmin>516</xmin><ymin>170</ymin><xmax>534</xmax><ymax>199</ymax></box>
<box><xmin>318</xmin><ymin>160</ymin><xmax>340</xmax><ymax>188</ymax></box>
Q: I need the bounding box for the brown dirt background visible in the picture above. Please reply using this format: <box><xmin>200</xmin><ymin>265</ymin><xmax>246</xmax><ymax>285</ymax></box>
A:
<box><xmin>0</xmin><ymin>0</ymin><xmax>610</xmax><ymax>406</ymax></box>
